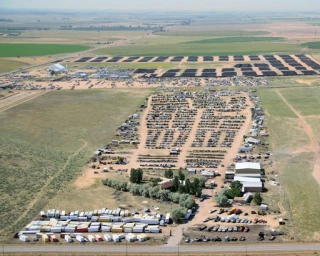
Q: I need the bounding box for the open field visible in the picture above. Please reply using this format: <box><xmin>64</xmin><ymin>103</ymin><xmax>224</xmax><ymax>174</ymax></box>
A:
<box><xmin>93</xmin><ymin>42</ymin><xmax>301</xmax><ymax>56</ymax></box>
<box><xmin>280</xmin><ymin>87</ymin><xmax>320</xmax><ymax>116</ymax></box>
<box><xmin>0</xmin><ymin>58</ymin><xmax>29</xmax><ymax>73</ymax></box>
<box><xmin>301</xmin><ymin>42</ymin><xmax>320</xmax><ymax>49</ymax></box>
<box><xmin>67</xmin><ymin>61</ymin><xmax>178</xmax><ymax>69</ymax></box>
<box><xmin>258</xmin><ymin>87</ymin><xmax>320</xmax><ymax>241</ymax></box>
<box><xmin>0</xmin><ymin>89</ymin><xmax>153</xmax><ymax>242</ymax></box>
<box><xmin>154</xmin><ymin>31</ymin><xmax>270</xmax><ymax>37</ymax></box>
<box><xmin>0</xmin><ymin>43</ymin><xmax>89</xmax><ymax>57</ymax></box>
<box><xmin>184</xmin><ymin>37</ymin><xmax>285</xmax><ymax>44</ymax></box>
<box><xmin>3</xmin><ymin>251</ymin><xmax>320</xmax><ymax>256</ymax></box>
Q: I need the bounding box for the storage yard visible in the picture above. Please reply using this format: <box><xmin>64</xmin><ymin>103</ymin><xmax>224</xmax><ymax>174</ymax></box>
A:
<box><xmin>2</xmin><ymin>9</ymin><xmax>320</xmax><ymax>255</ymax></box>
<box><xmin>12</xmin><ymin>88</ymin><xmax>287</xmax><ymax>246</ymax></box>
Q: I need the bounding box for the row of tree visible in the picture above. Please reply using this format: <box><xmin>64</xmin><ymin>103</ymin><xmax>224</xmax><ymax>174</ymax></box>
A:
<box><xmin>102</xmin><ymin>178</ymin><xmax>195</xmax><ymax>209</ymax></box>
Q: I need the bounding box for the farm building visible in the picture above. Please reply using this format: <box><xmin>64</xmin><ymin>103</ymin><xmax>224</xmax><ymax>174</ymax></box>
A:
<box><xmin>233</xmin><ymin>192</ymin><xmax>253</xmax><ymax>204</ymax></box>
<box><xmin>234</xmin><ymin>176</ymin><xmax>263</xmax><ymax>192</ymax></box>
<box><xmin>47</xmin><ymin>63</ymin><xmax>67</xmax><ymax>73</ymax></box>
<box><xmin>159</xmin><ymin>179</ymin><xmax>173</xmax><ymax>189</ymax></box>
<box><xmin>235</xmin><ymin>162</ymin><xmax>261</xmax><ymax>175</ymax></box>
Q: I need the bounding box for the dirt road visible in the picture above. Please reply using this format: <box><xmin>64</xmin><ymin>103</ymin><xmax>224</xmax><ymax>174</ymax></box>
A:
<box><xmin>275</xmin><ymin>90</ymin><xmax>320</xmax><ymax>184</ymax></box>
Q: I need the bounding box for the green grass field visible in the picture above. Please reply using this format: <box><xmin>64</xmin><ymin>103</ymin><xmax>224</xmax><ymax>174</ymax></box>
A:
<box><xmin>0</xmin><ymin>58</ymin><xmax>29</xmax><ymax>73</ymax></box>
<box><xmin>93</xmin><ymin>42</ymin><xmax>301</xmax><ymax>56</ymax></box>
<box><xmin>154</xmin><ymin>30</ymin><xmax>270</xmax><ymax>37</ymax></box>
<box><xmin>301</xmin><ymin>42</ymin><xmax>320</xmax><ymax>49</ymax></box>
<box><xmin>258</xmin><ymin>89</ymin><xmax>297</xmax><ymax>118</ymax></box>
<box><xmin>0</xmin><ymin>89</ymin><xmax>152</xmax><ymax>242</ymax></box>
<box><xmin>184</xmin><ymin>37</ymin><xmax>285</xmax><ymax>44</ymax></box>
<box><xmin>0</xmin><ymin>43</ymin><xmax>89</xmax><ymax>57</ymax></box>
<box><xmin>281</xmin><ymin>87</ymin><xmax>320</xmax><ymax>116</ymax></box>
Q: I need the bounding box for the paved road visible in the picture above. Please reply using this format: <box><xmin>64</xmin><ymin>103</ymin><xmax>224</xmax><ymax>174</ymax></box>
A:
<box><xmin>4</xmin><ymin>243</ymin><xmax>320</xmax><ymax>253</ymax></box>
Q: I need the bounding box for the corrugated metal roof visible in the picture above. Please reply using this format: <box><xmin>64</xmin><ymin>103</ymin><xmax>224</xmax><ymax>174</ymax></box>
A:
<box><xmin>235</xmin><ymin>162</ymin><xmax>260</xmax><ymax>170</ymax></box>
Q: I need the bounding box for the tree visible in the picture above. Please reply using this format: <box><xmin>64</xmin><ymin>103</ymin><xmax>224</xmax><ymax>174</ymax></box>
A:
<box><xmin>191</xmin><ymin>178</ymin><xmax>200</xmax><ymax>196</ymax></box>
<box><xmin>172</xmin><ymin>207</ymin><xmax>188</xmax><ymax>223</ymax></box>
<box><xmin>253</xmin><ymin>192</ymin><xmax>263</xmax><ymax>205</ymax></box>
<box><xmin>216</xmin><ymin>189</ymin><xmax>229</xmax><ymax>207</ymax></box>
<box><xmin>164</xmin><ymin>169</ymin><xmax>173</xmax><ymax>179</ymax></box>
<box><xmin>130</xmin><ymin>168</ymin><xmax>143</xmax><ymax>184</ymax></box>
<box><xmin>199</xmin><ymin>176</ymin><xmax>207</xmax><ymax>188</ymax></box>
<box><xmin>178</xmin><ymin>170</ymin><xmax>185</xmax><ymax>181</ymax></box>
<box><xmin>180</xmin><ymin>197</ymin><xmax>195</xmax><ymax>209</ymax></box>
<box><xmin>150</xmin><ymin>178</ymin><xmax>161</xmax><ymax>187</ymax></box>
<box><xmin>231</xmin><ymin>181</ymin><xmax>243</xmax><ymax>191</ymax></box>
<box><xmin>185</xmin><ymin>179</ymin><xmax>191</xmax><ymax>194</ymax></box>
<box><xmin>173</xmin><ymin>176</ymin><xmax>180</xmax><ymax>192</ymax></box>
<box><xmin>227</xmin><ymin>187</ymin><xmax>242</xmax><ymax>199</ymax></box>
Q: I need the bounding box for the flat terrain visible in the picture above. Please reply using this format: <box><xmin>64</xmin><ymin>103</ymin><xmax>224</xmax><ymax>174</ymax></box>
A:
<box><xmin>93</xmin><ymin>42</ymin><xmax>301</xmax><ymax>56</ymax></box>
<box><xmin>258</xmin><ymin>86</ymin><xmax>320</xmax><ymax>241</ymax></box>
<box><xmin>0</xmin><ymin>43</ymin><xmax>89</xmax><ymax>57</ymax></box>
<box><xmin>0</xmin><ymin>88</ymin><xmax>152</xmax><ymax>242</ymax></box>
<box><xmin>0</xmin><ymin>58</ymin><xmax>29</xmax><ymax>73</ymax></box>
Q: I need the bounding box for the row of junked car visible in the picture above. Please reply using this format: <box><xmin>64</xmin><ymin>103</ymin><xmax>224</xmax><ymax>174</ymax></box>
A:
<box><xmin>199</xmin><ymin>225</ymin><xmax>250</xmax><ymax>233</ymax></box>
<box><xmin>185</xmin><ymin>236</ymin><xmax>246</xmax><ymax>243</ymax></box>
<box><xmin>203</xmin><ymin>216</ymin><xmax>253</xmax><ymax>223</ymax></box>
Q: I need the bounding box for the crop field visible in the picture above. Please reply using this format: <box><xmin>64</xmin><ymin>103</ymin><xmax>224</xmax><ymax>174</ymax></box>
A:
<box><xmin>184</xmin><ymin>37</ymin><xmax>285</xmax><ymax>44</ymax></box>
<box><xmin>93</xmin><ymin>42</ymin><xmax>301</xmax><ymax>56</ymax></box>
<box><xmin>0</xmin><ymin>43</ymin><xmax>89</xmax><ymax>57</ymax></box>
<box><xmin>0</xmin><ymin>89</ymin><xmax>153</xmax><ymax>242</ymax></box>
<box><xmin>0</xmin><ymin>58</ymin><xmax>29</xmax><ymax>73</ymax></box>
<box><xmin>301</xmin><ymin>42</ymin><xmax>320</xmax><ymax>49</ymax></box>
<box><xmin>154</xmin><ymin>30</ymin><xmax>270</xmax><ymax>37</ymax></box>
<box><xmin>258</xmin><ymin>87</ymin><xmax>320</xmax><ymax>241</ymax></box>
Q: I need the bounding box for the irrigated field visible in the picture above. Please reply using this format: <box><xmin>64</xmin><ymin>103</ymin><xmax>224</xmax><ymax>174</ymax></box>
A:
<box><xmin>154</xmin><ymin>30</ymin><xmax>270</xmax><ymax>37</ymax></box>
<box><xmin>0</xmin><ymin>89</ymin><xmax>153</xmax><ymax>242</ymax></box>
<box><xmin>0</xmin><ymin>43</ymin><xmax>89</xmax><ymax>57</ymax></box>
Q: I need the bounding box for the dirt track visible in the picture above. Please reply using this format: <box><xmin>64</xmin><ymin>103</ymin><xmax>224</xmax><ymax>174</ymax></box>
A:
<box><xmin>275</xmin><ymin>90</ymin><xmax>320</xmax><ymax>184</ymax></box>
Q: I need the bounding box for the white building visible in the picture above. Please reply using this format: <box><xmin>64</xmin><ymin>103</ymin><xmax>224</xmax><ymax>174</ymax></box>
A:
<box><xmin>234</xmin><ymin>175</ymin><xmax>263</xmax><ymax>192</ymax></box>
<box><xmin>235</xmin><ymin>162</ymin><xmax>261</xmax><ymax>175</ymax></box>
<box><xmin>47</xmin><ymin>63</ymin><xmax>67</xmax><ymax>73</ymax></box>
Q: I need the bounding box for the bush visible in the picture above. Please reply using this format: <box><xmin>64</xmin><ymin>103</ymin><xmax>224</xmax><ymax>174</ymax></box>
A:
<box><xmin>216</xmin><ymin>189</ymin><xmax>229</xmax><ymax>206</ymax></box>
<box><xmin>172</xmin><ymin>207</ymin><xmax>188</xmax><ymax>223</ymax></box>
<box><xmin>253</xmin><ymin>192</ymin><xmax>263</xmax><ymax>205</ymax></box>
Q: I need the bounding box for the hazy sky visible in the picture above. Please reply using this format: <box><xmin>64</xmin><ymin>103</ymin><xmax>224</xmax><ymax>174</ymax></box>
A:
<box><xmin>1</xmin><ymin>0</ymin><xmax>320</xmax><ymax>12</ymax></box>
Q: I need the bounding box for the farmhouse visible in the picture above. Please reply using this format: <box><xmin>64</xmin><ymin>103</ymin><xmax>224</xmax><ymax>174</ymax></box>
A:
<box><xmin>47</xmin><ymin>63</ymin><xmax>67</xmax><ymax>73</ymax></box>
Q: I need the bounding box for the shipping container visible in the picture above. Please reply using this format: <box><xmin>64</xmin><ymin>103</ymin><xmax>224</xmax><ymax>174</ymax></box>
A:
<box><xmin>104</xmin><ymin>234</ymin><xmax>112</xmax><ymax>242</ymax></box>
<box><xmin>88</xmin><ymin>235</ymin><xmax>96</xmax><ymax>242</ymax></box>
<box><xmin>65</xmin><ymin>235</ymin><xmax>73</xmax><ymax>243</ymax></box>
<box><xmin>76</xmin><ymin>235</ymin><xmax>85</xmax><ymax>242</ymax></box>
<box><xmin>19</xmin><ymin>235</ymin><xmax>29</xmax><ymax>242</ymax></box>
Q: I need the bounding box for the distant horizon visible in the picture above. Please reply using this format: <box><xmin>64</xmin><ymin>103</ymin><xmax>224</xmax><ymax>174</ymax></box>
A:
<box><xmin>1</xmin><ymin>0</ymin><xmax>320</xmax><ymax>12</ymax></box>
<box><xmin>1</xmin><ymin>8</ymin><xmax>320</xmax><ymax>15</ymax></box>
